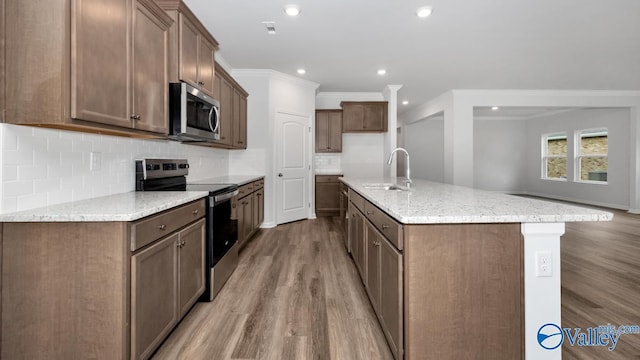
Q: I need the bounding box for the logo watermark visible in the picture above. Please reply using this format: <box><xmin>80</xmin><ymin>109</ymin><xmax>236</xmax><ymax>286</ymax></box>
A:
<box><xmin>537</xmin><ymin>323</ymin><xmax>640</xmax><ymax>351</ymax></box>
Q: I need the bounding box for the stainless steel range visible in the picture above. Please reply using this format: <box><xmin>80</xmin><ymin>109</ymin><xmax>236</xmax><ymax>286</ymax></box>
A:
<box><xmin>135</xmin><ymin>159</ymin><xmax>239</xmax><ymax>301</ymax></box>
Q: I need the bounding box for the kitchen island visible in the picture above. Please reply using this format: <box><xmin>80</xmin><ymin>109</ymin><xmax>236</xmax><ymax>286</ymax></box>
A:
<box><xmin>340</xmin><ymin>178</ymin><xmax>612</xmax><ymax>360</ymax></box>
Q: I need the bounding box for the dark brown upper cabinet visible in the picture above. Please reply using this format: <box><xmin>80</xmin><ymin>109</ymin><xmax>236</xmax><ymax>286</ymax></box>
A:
<box><xmin>315</xmin><ymin>110</ymin><xmax>343</xmax><ymax>153</ymax></box>
<box><xmin>341</xmin><ymin>101</ymin><xmax>388</xmax><ymax>133</ymax></box>
<box><xmin>156</xmin><ymin>0</ymin><xmax>219</xmax><ymax>98</ymax></box>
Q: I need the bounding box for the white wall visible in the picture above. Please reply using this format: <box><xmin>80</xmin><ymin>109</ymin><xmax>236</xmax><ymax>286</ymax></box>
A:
<box><xmin>0</xmin><ymin>123</ymin><xmax>229</xmax><ymax>214</ymax></box>
<box><xmin>525</xmin><ymin>108</ymin><xmax>631</xmax><ymax>209</ymax></box>
<box><xmin>474</xmin><ymin>119</ymin><xmax>527</xmax><ymax>192</ymax></box>
<box><xmin>403</xmin><ymin>116</ymin><xmax>445</xmax><ymax>182</ymax></box>
<box><xmin>315</xmin><ymin>92</ymin><xmax>385</xmax><ymax>178</ymax></box>
<box><xmin>232</xmin><ymin>69</ymin><xmax>318</xmax><ymax>226</ymax></box>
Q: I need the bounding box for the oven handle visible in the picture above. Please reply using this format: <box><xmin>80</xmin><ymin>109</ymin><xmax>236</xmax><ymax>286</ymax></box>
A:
<box><xmin>211</xmin><ymin>189</ymin><xmax>239</xmax><ymax>207</ymax></box>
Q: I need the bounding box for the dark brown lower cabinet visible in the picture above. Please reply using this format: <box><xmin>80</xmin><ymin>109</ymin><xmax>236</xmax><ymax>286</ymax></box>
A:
<box><xmin>236</xmin><ymin>178</ymin><xmax>265</xmax><ymax>248</ymax></box>
<box><xmin>315</xmin><ymin>175</ymin><xmax>342</xmax><ymax>216</ymax></box>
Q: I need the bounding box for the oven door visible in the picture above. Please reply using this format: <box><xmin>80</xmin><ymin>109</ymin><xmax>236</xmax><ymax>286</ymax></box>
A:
<box><xmin>209</xmin><ymin>192</ymin><xmax>238</xmax><ymax>267</ymax></box>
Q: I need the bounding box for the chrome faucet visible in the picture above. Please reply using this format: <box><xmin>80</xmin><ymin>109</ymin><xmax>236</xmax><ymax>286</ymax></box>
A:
<box><xmin>387</xmin><ymin>147</ymin><xmax>411</xmax><ymax>189</ymax></box>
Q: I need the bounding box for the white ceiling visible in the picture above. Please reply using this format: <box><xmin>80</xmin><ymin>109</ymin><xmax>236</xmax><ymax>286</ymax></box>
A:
<box><xmin>184</xmin><ymin>0</ymin><xmax>640</xmax><ymax>114</ymax></box>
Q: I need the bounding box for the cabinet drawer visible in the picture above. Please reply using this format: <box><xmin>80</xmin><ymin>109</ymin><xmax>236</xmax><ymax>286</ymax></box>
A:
<box><xmin>316</xmin><ymin>175</ymin><xmax>342</xmax><ymax>183</ymax></box>
<box><xmin>238</xmin><ymin>183</ymin><xmax>254</xmax><ymax>198</ymax></box>
<box><xmin>348</xmin><ymin>188</ymin><xmax>366</xmax><ymax>213</ymax></box>
<box><xmin>131</xmin><ymin>199</ymin><xmax>206</xmax><ymax>251</ymax></box>
<box><xmin>364</xmin><ymin>201</ymin><xmax>404</xmax><ymax>251</ymax></box>
<box><xmin>253</xmin><ymin>178</ymin><xmax>264</xmax><ymax>191</ymax></box>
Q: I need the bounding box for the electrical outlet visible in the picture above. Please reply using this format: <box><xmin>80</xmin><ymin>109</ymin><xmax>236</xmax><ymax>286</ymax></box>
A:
<box><xmin>90</xmin><ymin>152</ymin><xmax>102</xmax><ymax>171</ymax></box>
<box><xmin>536</xmin><ymin>251</ymin><xmax>553</xmax><ymax>277</ymax></box>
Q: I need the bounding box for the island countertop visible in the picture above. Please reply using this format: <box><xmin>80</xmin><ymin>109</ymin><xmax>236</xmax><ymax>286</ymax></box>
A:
<box><xmin>0</xmin><ymin>191</ymin><xmax>209</xmax><ymax>222</ymax></box>
<box><xmin>341</xmin><ymin>178</ymin><xmax>613</xmax><ymax>224</ymax></box>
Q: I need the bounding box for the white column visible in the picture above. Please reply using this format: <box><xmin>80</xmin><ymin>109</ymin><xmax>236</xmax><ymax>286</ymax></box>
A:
<box><xmin>629</xmin><ymin>106</ymin><xmax>640</xmax><ymax>213</ymax></box>
<box><xmin>521</xmin><ymin>222</ymin><xmax>565</xmax><ymax>360</ymax></box>
<box><xmin>383</xmin><ymin>85</ymin><xmax>403</xmax><ymax>178</ymax></box>
<box><xmin>443</xmin><ymin>100</ymin><xmax>474</xmax><ymax>186</ymax></box>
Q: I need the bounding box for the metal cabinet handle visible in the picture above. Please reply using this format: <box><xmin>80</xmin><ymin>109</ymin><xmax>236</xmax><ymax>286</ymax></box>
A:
<box><xmin>192</xmin><ymin>210</ymin><xmax>199</xmax><ymax>215</ymax></box>
<box><xmin>278</xmin><ymin>173</ymin><xmax>283</xmax><ymax>177</ymax></box>
<box><xmin>366</xmin><ymin>211</ymin><xmax>374</xmax><ymax>215</ymax></box>
<box><xmin>177</xmin><ymin>241</ymin><xmax>181</xmax><ymax>248</ymax></box>
<box><xmin>158</xmin><ymin>224</ymin><xmax>166</xmax><ymax>230</ymax></box>
<box><xmin>198</xmin><ymin>81</ymin><xmax>205</xmax><ymax>86</ymax></box>
<box><xmin>181</xmin><ymin>240</ymin><xmax>186</xmax><ymax>246</ymax></box>
<box><xmin>381</xmin><ymin>224</ymin><xmax>390</xmax><ymax>229</ymax></box>
<box><xmin>238</xmin><ymin>141</ymin><xmax>244</xmax><ymax>144</ymax></box>
<box><xmin>130</xmin><ymin>114</ymin><xmax>140</xmax><ymax>120</ymax></box>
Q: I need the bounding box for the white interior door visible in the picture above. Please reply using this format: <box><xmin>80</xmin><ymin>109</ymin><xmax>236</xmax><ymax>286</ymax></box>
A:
<box><xmin>276</xmin><ymin>112</ymin><xmax>310</xmax><ymax>224</ymax></box>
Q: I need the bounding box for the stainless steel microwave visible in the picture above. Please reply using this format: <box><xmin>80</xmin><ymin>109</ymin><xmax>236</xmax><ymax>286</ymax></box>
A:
<box><xmin>168</xmin><ymin>82</ymin><xmax>220</xmax><ymax>142</ymax></box>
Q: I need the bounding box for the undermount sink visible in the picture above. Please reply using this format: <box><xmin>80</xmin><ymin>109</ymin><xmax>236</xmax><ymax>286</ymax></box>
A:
<box><xmin>363</xmin><ymin>183</ymin><xmax>407</xmax><ymax>191</ymax></box>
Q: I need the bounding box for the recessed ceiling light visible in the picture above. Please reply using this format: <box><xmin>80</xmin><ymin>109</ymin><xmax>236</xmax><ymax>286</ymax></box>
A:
<box><xmin>416</xmin><ymin>6</ymin><xmax>433</xmax><ymax>18</ymax></box>
<box><xmin>402</xmin><ymin>100</ymin><xmax>409</xmax><ymax>105</ymax></box>
<box><xmin>297</xmin><ymin>68</ymin><xmax>306</xmax><ymax>75</ymax></box>
<box><xmin>284</xmin><ymin>5</ymin><xmax>300</xmax><ymax>16</ymax></box>
<box><xmin>491</xmin><ymin>106</ymin><xmax>499</xmax><ymax>111</ymax></box>
<box><xmin>377</xmin><ymin>69</ymin><xmax>387</xmax><ymax>76</ymax></box>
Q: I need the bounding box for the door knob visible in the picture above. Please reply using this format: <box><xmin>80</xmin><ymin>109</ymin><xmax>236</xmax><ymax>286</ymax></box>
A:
<box><xmin>278</xmin><ymin>173</ymin><xmax>283</xmax><ymax>177</ymax></box>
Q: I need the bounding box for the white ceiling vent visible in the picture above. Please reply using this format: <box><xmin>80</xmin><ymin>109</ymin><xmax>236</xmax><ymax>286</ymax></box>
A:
<box><xmin>261</xmin><ymin>21</ymin><xmax>276</xmax><ymax>35</ymax></box>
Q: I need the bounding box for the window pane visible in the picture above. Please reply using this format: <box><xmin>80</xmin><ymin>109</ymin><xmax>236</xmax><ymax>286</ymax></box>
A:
<box><xmin>580</xmin><ymin>157</ymin><xmax>608</xmax><ymax>181</ymax></box>
<box><xmin>580</xmin><ymin>129</ymin><xmax>607</xmax><ymax>155</ymax></box>
<box><xmin>547</xmin><ymin>157</ymin><xmax>567</xmax><ymax>179</ymax></box>
<box><xmin>547</xmin><ymin>134</ymin><xmax>567</xmax><ymax>156</ymax></box>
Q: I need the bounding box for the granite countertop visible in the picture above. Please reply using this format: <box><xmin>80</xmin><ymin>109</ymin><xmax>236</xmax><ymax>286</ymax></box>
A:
<box><xmin>315</xmin><ymin>169</ymin><xmax>343</xmax><ymax>175</ymax></box>
<box><xmin>341</xmin><ymin>178</ymin><xmax>614</xmax><ymax>224</ymax></box>
<box><xmin>0</xmin><ymin>191</ymin><xmax>209</xmax><ymax>222</ymax></box>
<box><xmin>189</xmin><ymin>175</ymin><xmax>264</xmax><ymax>186</ymax></box>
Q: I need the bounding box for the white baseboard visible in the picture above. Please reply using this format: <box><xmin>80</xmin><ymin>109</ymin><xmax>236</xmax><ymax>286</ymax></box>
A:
<box><xmin>260</xmin><ymin>221</ymin><xmax>277</xmax><ymax>229</ymax></box>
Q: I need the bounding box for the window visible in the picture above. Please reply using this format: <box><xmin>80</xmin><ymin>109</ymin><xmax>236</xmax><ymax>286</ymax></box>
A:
<box><xmin>577</xmin><ymin>128</ymin><xmax>608</xmax><ymax>182</ymax></box>
<box><xmin>542</xmin><ymin>133</ymin><xmax>567</xmax><ymax>180</ymax></box>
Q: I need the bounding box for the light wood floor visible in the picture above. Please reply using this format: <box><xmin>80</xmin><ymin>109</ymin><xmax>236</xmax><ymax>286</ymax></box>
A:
<box><xmin>152</xmin><ymin>217</ymin><xmax>393</xmax><ymax>360</ymax></box>
<box><xmin>562</xmin><ymin>209</ymin><xmax>640</xmax><ymax>359</ymax></box>
<box><xmin>153</xmin><ymin>210</ymin><xmax>640</xmax><ymax>359</ymax></box>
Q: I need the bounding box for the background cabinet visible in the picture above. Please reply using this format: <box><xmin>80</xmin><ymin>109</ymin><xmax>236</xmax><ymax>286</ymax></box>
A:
<box><xmin>341</xmin><ymin>101</ymin><xmax>388</xmax><ymax>132</ymax></box>
<box><xmin>315</xmin><ymin>175</ymin><xmax>342</xmax><ymax>216</ymax></box>
<box><xmin>214</xmin><ymin>63</ymin><xmax>248</xmax><ymax>149</ymax></box>
<box><xmin>5</xmin><ymin>0</ymin><xmax>173</xmax><ymax>137</ymax></box>
<box><xmin>315</xmin><ymin>110</ymin><xmax>342</xmax><ymax>153</ymax></box>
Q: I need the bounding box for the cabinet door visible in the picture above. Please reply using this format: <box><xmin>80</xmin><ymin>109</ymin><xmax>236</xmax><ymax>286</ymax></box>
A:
<box><xmin>220</xmin><ymin>78</ymin><xmax>234</xmax><ymax>145</ymax></box>
<box><xmin>253</xmin><ymin>188</ymin><xmax>264</xmax><ymax>230</ymax></box>
<box><xmin>197</xmin><ymin>37</ymin><xmax>215</xmax><ymax>94</ymax></box>
<box><xmin>132</xmin><ymin>0</ymin><xmax>169</xmax><ymax>134</ymax></box>
<box><xmin>328</xmin><ymin>111</ymin><xmax>343</xmax><ymax>152</ymax></box>
<box><xmin>238</xmin><ymin>195</ymin><xmax>253</xmax><ymax>245</ymax></box>
<box><xmin>235</xmin><ymin>94</ymin><xmax>248</xmax><ymax>148</ymax></box>
<box><xmin>315</xmin><ymin>111</ymin><xmax>330</xmax><ymax>152</ymax></box>
<box><xmin>380</xmin><ymin>236</ymin><xmax>403</xmax><ymax>360</ymax></box>
<box><xmin>257</xmin><ymin>188</ymin><xmax>264</xmax><ymax>225</ymax></box>
<box><xmin>353</xmin><ymin>209</ymin><xmax>367</xmax><ymax>281</ymax></box>
<box><xmin>72</xmin><ymin>0</ymin><xmax>130</xmax><ymax>127</ymax></box>
<box><xmin>178</xmin><ymin>219</ymin><xmax>206</xmax><ymax>318</ymax></box>
<box><xmin>363</xmin><ymin>103</ymin><xmax>386</xmax><ymax>131</ymax></box>
<box><xmin>341</xmin><ymin>103</ymin><xmax>364</xmax><ymax>132</ymax></box>
<box><xmin>131</xmin><ymin>233</ymin><xmax>179</xmax><ymax>360</ymax></box>
<box><xmin>366</xmin><ymin>221</ymin><xmax>382</xmax><ymax>314</ymax></box>
<box><xmin>178</xmin><ymin>15</ymin><xmax>198</xmax><ymax>88</ymax></box>
<box><xmin>315</xmin><ymin>179</ymin><xmax>340</xmax><ymax>214</ymax></box>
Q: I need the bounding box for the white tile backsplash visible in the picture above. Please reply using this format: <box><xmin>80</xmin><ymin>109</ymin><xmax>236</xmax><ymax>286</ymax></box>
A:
<box><xmin>314</xmin><ymin>153</ymin><xmax>342</xmax><ymax>172</ymax></box>
<box><xmin>0</xmin><ymin>123</ymin><xmax>230</xmax><ymax>214</ymax></box>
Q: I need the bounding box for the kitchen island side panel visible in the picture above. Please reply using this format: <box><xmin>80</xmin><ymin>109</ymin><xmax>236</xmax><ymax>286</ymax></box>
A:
<box><xmin>404</xmin><ymin>223</ymin><xmax>524</xmax><ymax>360</ymax></box>
<box><xmin>1</xmin><ymin>222</ymin><xmax>130</xmax><ymax>360</ymax></box>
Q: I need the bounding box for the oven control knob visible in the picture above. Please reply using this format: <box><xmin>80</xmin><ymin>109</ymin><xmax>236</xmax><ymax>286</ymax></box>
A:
<box><xmin>278</xmin><ymin>173</ymin><xmax>283</xmax><ymax>177</ymax></box>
